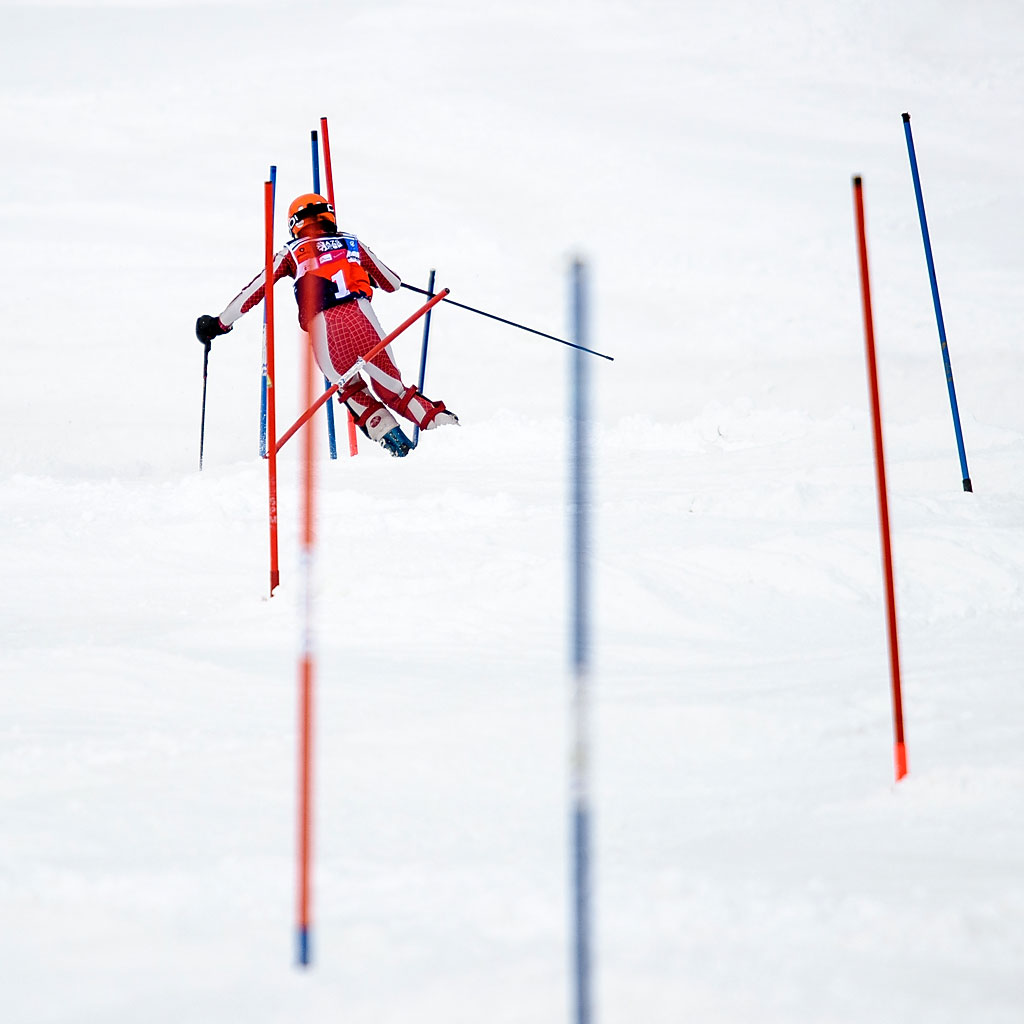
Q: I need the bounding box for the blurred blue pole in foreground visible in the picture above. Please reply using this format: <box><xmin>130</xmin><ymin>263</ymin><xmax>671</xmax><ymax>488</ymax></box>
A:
<box><xmin>569</xmin><ymin>257</ymin><xmax>592</xmax><ymax>1024</ymax></box>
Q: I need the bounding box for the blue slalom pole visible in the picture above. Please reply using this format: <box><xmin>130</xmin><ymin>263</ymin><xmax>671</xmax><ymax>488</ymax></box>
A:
<box><xmin>901</xmin><ymin>112</ymin><xmax>973</xmax><ymax>491</ymax></box>
<box><xmin>260</xmin><ymin>165</ymin><xmax>277</xmax><ymax>458</ymax></box>
<box><xmin>311</xmin><ymin>129</ymin><xmax>339</xmax><ymax>460</ymax></box>
<box><xmin>411</xmin><ymin>268</ymin><xmax>436</xmax><ymax>448</ymax></box>
<box><xmin>569</xmin><ymin>258</ymin><xmax>592</xmax><ymax>1024</ymax></box>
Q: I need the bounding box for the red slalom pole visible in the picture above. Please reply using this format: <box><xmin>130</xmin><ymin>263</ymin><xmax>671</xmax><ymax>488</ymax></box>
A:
<box><xmin>277</xmin><ymin>384</ymin><xmax>340</xmax><ymax>455</ymax></box>
<box><xmin>275</xmin><ymin>288</ymin><xmax>451</xmax><ymax>454</ymax></box>
<box><xmin>320</xmin><ymin>115</ymin><xmax>360</xmax><ymax>457</ymax></box>
<box><xmin>318</xmin><ymin>116</ymin><xmax>337</xmax><ymax>221</ymax></box>
<box><xmin>265</xmin><ymin>179</ymin><xmax>281</xmax><ymax>596</ymax></box>
<box><xmin>296</xmin><ymin>288</ymin><xmax>317</xmax><ymax>968</ymax></box>
<box><xmin>853</xmin><ymin>175</ymin><xmax>908</xmax><ymax>783</ymax></box>
<box><xmin>359</xmin><ymin>288</ymin><xmax>450</xmax><ymax>364</ymax></box>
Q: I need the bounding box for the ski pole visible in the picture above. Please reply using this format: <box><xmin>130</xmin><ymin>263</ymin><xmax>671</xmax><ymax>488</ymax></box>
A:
<box><xmin>399</xmin><ymin>282</ymin><xmax>614</xmax><ymax>361</ymax></box>
<box><xmin>200</xmin><ymin>340</ymin><xmax>211</xmax><ymax>470</ymax></box>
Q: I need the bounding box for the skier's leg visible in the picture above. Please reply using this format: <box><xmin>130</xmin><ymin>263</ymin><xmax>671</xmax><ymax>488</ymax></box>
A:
<box><xmin>390</xmin><ymin>382</ymin><xmax>459</xmax><ymax>429</ymax></box>
<box><xmin>336</xmin><ymin>378</ymin><xmax>413</xmax><ymax>458</ymax></box>
<box><xmin>355</xmin><ymin>301</ymin><xmax>458</xmax><ymax>430</ymax></box>
<box><xmin>314</xmin><ymin>304</ymin><xmax>414</xmax><ymax>456</ymax></box>
<box><xmin>337</xmin><ymin>378</ymin><xmax>395</xmax><ymax>441</ymax></box>
<box><xmin>307</xmin><ymin>311</ymin><xmax>341</xmax><ymax>383</ymax></box>
<box><xmin>315</xmin><ymin>302</ymin><xmax>385</xmax><ymax>382</ymax></box>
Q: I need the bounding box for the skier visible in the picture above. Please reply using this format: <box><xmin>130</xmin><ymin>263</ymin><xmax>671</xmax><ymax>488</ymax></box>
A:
<box><xmin>195</xmin><ymin>193</ymin><xmax>458</xmax><ymax>457</ymax></box>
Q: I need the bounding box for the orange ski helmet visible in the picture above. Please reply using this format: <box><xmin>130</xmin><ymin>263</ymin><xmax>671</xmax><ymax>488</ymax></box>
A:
<box><xmin>287</xmin><ymin>193</ymin><xmax>337</xmax><ymax>237</ymax></box>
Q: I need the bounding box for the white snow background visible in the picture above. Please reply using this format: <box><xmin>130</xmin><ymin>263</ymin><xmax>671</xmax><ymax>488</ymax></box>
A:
<box><xmin>2</xmin><ymin>1</ymin><xmax>1023</xmax><ymax>1021</ymax></box>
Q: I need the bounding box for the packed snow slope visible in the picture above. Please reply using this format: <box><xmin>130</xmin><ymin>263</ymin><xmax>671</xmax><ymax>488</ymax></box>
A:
<box><xmin>2</xmin><ymin>2</ymin><xmax>1023</xmax><ymax>1022</ymax></box>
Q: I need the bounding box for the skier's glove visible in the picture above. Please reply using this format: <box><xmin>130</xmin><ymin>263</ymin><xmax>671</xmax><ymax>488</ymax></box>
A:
<box><xmin>196</xmin><ymin>314</ymin><xmax>230</xmax><ymax>345</ymax></box>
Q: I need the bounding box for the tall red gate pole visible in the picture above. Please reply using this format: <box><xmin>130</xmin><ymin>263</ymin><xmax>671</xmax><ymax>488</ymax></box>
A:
<box><xmin>320</xmin><ymin>115</ymin><xmax>360</xmax><ymax>457</ymax></box>
<box><xmin>853</xmin><ymin>175</ymin><xmax>908</xmax><ymax>783</ymax></box>
<box><xmin>265</xmin><ymin>179</ymin><xmax>280</xmax><ymax>596</ymax></box>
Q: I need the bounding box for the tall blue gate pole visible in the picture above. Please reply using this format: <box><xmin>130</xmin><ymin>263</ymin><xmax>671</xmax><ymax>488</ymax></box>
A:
<box><xmin>569</xmin><ymin>257</ymin><xmax>592</xmax><ymax>1024</ymax></box>
<box><xmin>260</xmin><ymin>164</ymin><xmax>277</xmax><ymax>458</ymax></box>
<box><xmin>411</xmin><ymin>268</ymin><xmax>436</xmax><ymax>449</ymax></box>
<box><xmin>901</xmin><ymin>112</ymin><xmax>973</xmax><ymax>491</ymax></box>
<box><xmin>311</xmin><ymin>129</ymin><xmax>339</xmax><ymax>460</ymax></box>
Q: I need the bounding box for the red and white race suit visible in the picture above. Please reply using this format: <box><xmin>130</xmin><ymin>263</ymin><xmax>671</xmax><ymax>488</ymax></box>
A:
<box><xmin>216</xmin><ymin>231</ymin><xmax>450</xmax><ymax>437</ymax></box>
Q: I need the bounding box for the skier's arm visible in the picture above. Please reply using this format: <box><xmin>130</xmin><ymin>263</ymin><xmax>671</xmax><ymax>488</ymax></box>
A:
<box><xmin>359</xmin><ymin>244</ymin><xmax>401</xmax><ymax>293</ymax></box>
<box><xmin>217</xmin><ymin>248</ymin><xmax>296</xmax><ymax>329</ymax></box>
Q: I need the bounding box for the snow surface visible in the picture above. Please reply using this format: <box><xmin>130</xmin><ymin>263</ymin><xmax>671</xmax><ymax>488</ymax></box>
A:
<box><xmin>2</xmin><ymin>1</ymin><xmax>1023</xmax><ymax>1021</ymax></box>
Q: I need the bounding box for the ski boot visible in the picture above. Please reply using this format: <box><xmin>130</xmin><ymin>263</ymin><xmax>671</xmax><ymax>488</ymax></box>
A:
<box><xmin>426</xmin><ymin>409</ymin><xmax>459</xmax><ymax>428</ymax></box>
<box><xmin>379</xmin><ymin>425</ymin><xmax>414</xmax><ymax>458</ymax></box>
